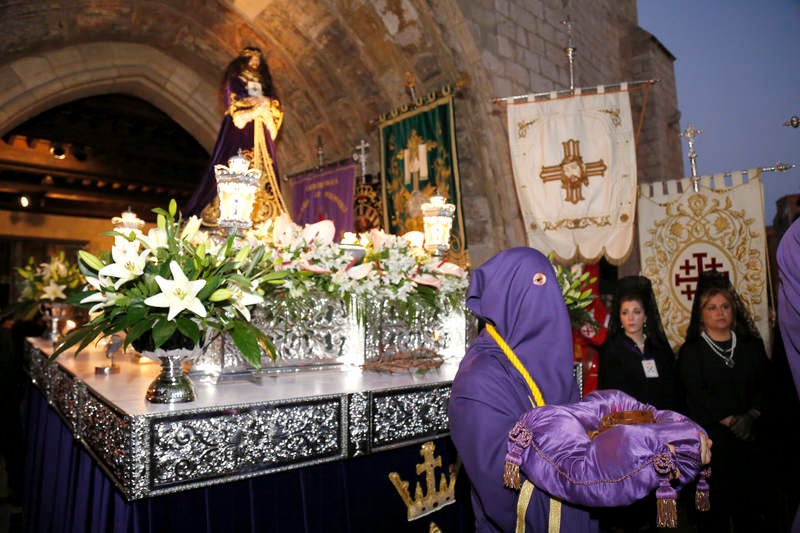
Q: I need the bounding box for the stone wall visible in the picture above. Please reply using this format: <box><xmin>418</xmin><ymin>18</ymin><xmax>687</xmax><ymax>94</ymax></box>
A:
<box><xmin>446</xmin><ymin>0</ymin><xmax>683</xmax><ymax>269</ymax></box>
<box><xmin>0</xmin><ymin>0</ymin><xmax>684</xmax><ymax>272</ymax></box>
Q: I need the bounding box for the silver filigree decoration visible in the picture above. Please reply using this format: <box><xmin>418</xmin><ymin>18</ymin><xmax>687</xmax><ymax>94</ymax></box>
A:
<box><xmin>363</xmin><ymin>299</ymin><xmax>448</xmax><ymax>362</ymax></box>
<box><xmin>151</xmin><ymin>400</ymin><xmax>342</xmax><ymax>487</ymax></box>
<box><xmin>372</xmin><ymin>386</ymin><xmax>451</xmax><ymax>446</ymax></box>
<box><xmin>348</xmin><ymin>392</ymin><xmax>370</xmax><ymax>456</ymax></box>
<box><xmin>80</xmin><ymin>392</ymin><xmax>130</xmax><ymax>483</ymax></box>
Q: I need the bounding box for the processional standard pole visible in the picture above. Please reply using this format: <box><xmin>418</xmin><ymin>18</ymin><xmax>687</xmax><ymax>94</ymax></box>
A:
<box><xmin>561</xmin><ymin>16</ymin><xmax>576</xmax><ymax>92</ymax></box>
<box><xmin>317</xmin><ymin>135</ymin><xmax>325</xmax><ymax>169</ymax></box>
<box><xmin>680</xmin><ymin>125</ymin><xmax>703</xmax><ymax>192</ymax></box>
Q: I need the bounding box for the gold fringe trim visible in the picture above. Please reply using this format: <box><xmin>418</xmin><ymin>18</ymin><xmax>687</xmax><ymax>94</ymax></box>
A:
<box><xmin>504</xmin><ymin>461</ymin><xmax>520</xmax><ymax>490</ymax></box>
<box><xmin>657</xmin><ymin>497</ymin><xmax>678</xmax><ymax>528</ymax></box>
<box><xmin>695</xmin><ymin>487</ymin><xmax>710</xmax><ymax>511</ymax></box>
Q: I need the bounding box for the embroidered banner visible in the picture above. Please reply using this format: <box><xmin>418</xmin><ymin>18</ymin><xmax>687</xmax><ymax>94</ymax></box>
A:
<box><xmin>505</xmin><ymin>86</ymin><xmax>637</xmax><ymax>264</ymax></box>
<box><xmin>638</xmin><ymin>170</ymin><xmax>771</xmax><ymax>353</ymax></box>
<box><xmin>290</xmin><ymin>163</ymin><xmax>356</xmax><ymax>239</ymax></box>
<box><xmin>379</xmin><ymin>94</ymin><xmax>467</xmax><ymax>266</ymax></box>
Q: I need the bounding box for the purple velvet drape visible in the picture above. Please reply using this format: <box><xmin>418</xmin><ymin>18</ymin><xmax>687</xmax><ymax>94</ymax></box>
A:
<box><xmin>22</xmin><ymin>384</ymin><xmax>472</xmax><ymax>532</ymax></box>
<box><xmin>290</xmin><ymin>163</ymin><xmax>356</xmax><ymax>237</ymax></box>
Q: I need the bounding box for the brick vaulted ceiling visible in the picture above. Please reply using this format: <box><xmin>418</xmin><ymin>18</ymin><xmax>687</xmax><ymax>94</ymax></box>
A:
<box><xmin>0</xmin><ymin>0</ymin><xmax>490</xmax><ymax>222</ymax></box>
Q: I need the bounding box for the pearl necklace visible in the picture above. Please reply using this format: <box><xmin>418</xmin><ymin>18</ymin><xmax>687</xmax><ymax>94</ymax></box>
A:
<box><xmin>701</xmin><ymin>330</ymin><xmax>736</xmax><ymax>368</ymax></box>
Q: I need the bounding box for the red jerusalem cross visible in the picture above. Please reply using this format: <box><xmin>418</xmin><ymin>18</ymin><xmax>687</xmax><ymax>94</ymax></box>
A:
<box><xmin>539</xmin><ymin>139</ymin><xmax>607</xmax><ymax>204</ymax></box>
<box><xmin>674</xmin><ymin>252</ymin><xmax>729</xmax><ymax>302</ymax></box>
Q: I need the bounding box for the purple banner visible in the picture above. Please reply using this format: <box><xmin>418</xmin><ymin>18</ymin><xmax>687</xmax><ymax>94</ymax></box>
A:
<box><xmin>290</xmin><ymin>163</ymin><xmax>356</xmax><ymax>239</ymax></box>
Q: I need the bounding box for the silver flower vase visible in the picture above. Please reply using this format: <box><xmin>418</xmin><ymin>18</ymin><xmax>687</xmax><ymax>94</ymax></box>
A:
<box><xmin>133</xmin><ymin>333</ymin><xmax>197</xmax><ymax>403</ymax></box>
<box><xmin>41</xmin><ymin>302</ymin><xmax>69</xmax><ymax>343</ymax></box>
<box><xmin>146</xmin><ymin>353</ymin><xmax>195</xmax><ymax>403</ymax></box>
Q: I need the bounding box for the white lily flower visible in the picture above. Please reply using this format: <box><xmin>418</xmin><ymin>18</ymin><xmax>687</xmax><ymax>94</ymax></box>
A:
<box><xmin>99</xmin><ymin>244</ymin><xmax>151</xmax><ymax>289</ymax></box>
<box><xmin>41</xmin><ymin>280</ymin><xmax>67</xmax><ymax>300</ymax></box>
<box><xmin>113</xmin><ymin>234</ymin><xmax>141</xmax><ymax>254</ymax></box>
<box><xmin>144</xmin><ymin>261</ymin><xmax>207</xmax><ymax>320</ymax></box>
<box><xmin>228</xmin><ymin>283</ymin><xmax>263</xmax><ymax>322</ymax></box>
<box><xmin>412</xmin><ymin>273</ymin><xmax>442</xmax><ymax>290</ymax></box>
<box><xmin>80</xmin><ymin>290</ymin><xmax>122</xmax><ymax>315</ymax></box>
<box><xmin>301</xmin><ymin>220</ymin><xmax>336</xmax><ymax>245</ymax></box>
<box><xmin>401</xmin><ymin>231</ymin><xmax>425</xmax><ymax>249</ymax></box>
<box><xmin>347</xmin><ymin>262</ymin><xmax>373</xmax><ymax>280</ymax></box>
<box><xmin>433</xmin><ymin>261</ymin><xmax>467</xmax><ymax>279</ymax></box>
<box><xmin>272</xmin><ymin>212</ymin><xmax>297</xmax><ymax>247</ymax></box>
<box><xmin>180</xmin><ymin>215</ymin><xmax>202</xmax><ymax>242</ymax></box>
<box><xmin>369</xmin><ymin>228</ymin><xmax>390</xmax><ymax>249</ymax></box>
<box><xmin>141</xmin><ymin>226</ymin><xmax>169</xmax><ymax>250</ymax></box>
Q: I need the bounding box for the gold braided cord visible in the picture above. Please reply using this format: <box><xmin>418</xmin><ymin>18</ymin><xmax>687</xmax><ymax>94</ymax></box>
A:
<box><xmin>486</xmin><ymin>324</ymin><xmax>545</xmax><ymax>407</ymax></box>
<box><xmin>253</xmin><ymin>116</ymin><xmax>287</xmax><ymax>218</ymax></box>
<box><xmin>486</xmin><ymin>324</ymin><xmax>562</xmax><ymax>532</ymax></box>
<box><xmin>516</xmin><ymin>481</ymin><xmax>535</xmax><ymax>533</ymax></box>
<box><xmin>548</xmin><ymin>497</ymin><xmax>562</xmax><ymax>533</ymax></box>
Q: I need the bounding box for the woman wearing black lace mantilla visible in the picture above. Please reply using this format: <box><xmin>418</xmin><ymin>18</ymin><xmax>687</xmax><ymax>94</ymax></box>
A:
<box><xmin>677</xmin><ymin>270</ymin><xmax>769</xmax><ymax>531</ymax></box>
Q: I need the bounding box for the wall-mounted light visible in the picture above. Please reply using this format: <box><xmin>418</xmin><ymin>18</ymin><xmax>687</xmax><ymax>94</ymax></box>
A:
<box><xmin>19</xmin><ymin>195</ymin><xmax>30</xmax><ymax>208</ymax></box>
<box><xmin>111</xmin><ymin>207</ymin><xmax>145</xmax><ymax>232</ymax></box>
<box><xmin>50</xmin><ymin>143</ymin><xmax>67</xmax><ymax>159</ymax></box>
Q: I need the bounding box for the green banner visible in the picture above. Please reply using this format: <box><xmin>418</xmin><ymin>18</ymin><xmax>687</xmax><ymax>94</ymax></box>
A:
<box><xmin>379</xmin><ymin>94</ymin><xmax>467</xmax><ymax>265</ymax></box>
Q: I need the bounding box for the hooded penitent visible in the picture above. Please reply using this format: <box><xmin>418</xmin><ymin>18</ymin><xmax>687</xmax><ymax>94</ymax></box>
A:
<box><xmin>449</xmin><ymin>248</ymin><xmax>707</xmax><ymax>532</ymax></box>
<box><xmin>778</xmin><ymin>218</ymin><xmax>800</xmax><ymax>393</ymax></box>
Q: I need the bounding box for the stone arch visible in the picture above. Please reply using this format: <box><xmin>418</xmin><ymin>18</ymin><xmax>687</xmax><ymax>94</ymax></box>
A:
<box><xmin>0</xmin><ymin>42</ymin><xmax>219</xmax><ymax>151</ymax></box>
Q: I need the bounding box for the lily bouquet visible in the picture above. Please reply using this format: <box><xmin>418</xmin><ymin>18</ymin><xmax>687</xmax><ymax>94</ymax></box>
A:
<box><xmin>344</xmin><ymin>228</ymin><xmax>467</xmax><ymax>317</ymax></box>
<box><xmin>247</xmin><ymin>214</ymin><xmax>468</xmax><ymax>320</ymax></box>
<box><xmin>550</xmin><ymin>253</ymin><xmax>599</xmax><ymax>330</ymax></box>
<box><xmin>53</xmin><ymin>200</ymin><xmax>273</xmax><ymax>366</ymax></box>
<box><xmin>3</xmin><ymin>251</ymin><xmax>85</xmax><ymax>321</ymax></box>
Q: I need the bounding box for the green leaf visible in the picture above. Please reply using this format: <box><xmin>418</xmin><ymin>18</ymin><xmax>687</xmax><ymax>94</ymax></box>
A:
<box><xmin>152</xmin><ymin>319</ymin><xmax>178</xmax><ymax>348</ymax></box>
<box><xmin>125</xmin><ymin>317</ymin><xmax>157</xmax><ymax>347</ymax></box>
<box><xmin>175</xmin><ymin>317</ymin><xmax>201</xmax><ymax>344</ymax></box>
<box><xmin>228</xmin><ymin>322</ymin><xmax>264</xmax><ymax>368</ymax></box>
<box><xmin>124</xmin><ymin>300</ymin><xmax>148</xmax><ymax>326</ymax></box>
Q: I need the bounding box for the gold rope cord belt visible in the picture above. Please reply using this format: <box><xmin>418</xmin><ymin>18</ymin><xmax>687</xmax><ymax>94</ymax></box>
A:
<box><xmin>485</xmin><ymin>323</ymin><xmax>562</xmax><ymax>533</ymax></box>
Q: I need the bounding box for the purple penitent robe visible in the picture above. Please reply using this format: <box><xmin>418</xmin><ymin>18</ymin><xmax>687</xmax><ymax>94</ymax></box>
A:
<box><xmin>448</xmin><ymin>247</ymin><xmax>706</xmax><ymax>533</ymax></box>
<box><xmin>778</xmin><ymin>217</ymin><xmax>800</xmax><ymax>394</ymax></box>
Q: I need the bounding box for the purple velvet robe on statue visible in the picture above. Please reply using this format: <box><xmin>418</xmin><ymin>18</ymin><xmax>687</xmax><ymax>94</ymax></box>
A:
<box><xmin>448</xmin><ymin>247</ymin><xmax>706</xmax><ymax>532</ymax></box>
<box><xmin>183</xmin><ymin>76</ymin><xmax>280</xmax><ymax>218</ymax></box>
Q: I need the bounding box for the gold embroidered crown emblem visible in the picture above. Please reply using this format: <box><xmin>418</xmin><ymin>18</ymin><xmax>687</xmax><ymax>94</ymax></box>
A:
<box><xmin>389</xmin><ymin>441</ymin><xmax>461</xmax><ymax>521</ymax></box>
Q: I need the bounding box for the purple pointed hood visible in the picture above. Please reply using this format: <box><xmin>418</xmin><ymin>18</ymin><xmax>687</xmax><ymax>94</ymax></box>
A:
<box><xmin>466</xmin><ymin>246</ymin><xmax>579</xmax><ymax>404</ymax></box>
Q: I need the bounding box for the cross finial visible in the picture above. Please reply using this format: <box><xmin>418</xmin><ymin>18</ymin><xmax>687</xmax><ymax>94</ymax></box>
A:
<box><xmin>353</xmin><ymin>139</ymin><xmax>370</xmax><ymax>181</ymax></box>
<box><xmin>405</xmin><ymin>72</ymin><xmax>417</xmax><ymax>103</ymax></box>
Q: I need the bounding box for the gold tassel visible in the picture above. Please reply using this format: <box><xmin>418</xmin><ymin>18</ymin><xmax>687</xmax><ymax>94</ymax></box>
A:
<box><xmin>657</xmin><ymin>496</ymin><xmax>678</xmax><ymax>528</ymax></box>
<box><xmin>504</xmin><ymin>461</ymin><xmax>520</xmax><ymax>490</ymax></box>
<box><xmin>695</xmin><ymin>469</ymin><xmax>711</xmax><ymax>511</ymax></box>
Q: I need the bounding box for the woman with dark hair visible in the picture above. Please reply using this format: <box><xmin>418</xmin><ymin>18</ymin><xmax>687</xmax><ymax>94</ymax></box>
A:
<box><xmin>677</xmin><ymin>270</ymin><xmax>768</xmax><ymax>531</ymax></box>
<box><xmin>184</xmin><ymin>46</ymin><xmax>286</xmax><ymax>223</ymax></box>
<box><xmin>598</xmin><ymin>275</ymin><xmax>677</xmax><ymax>410</ymax></box>
<box><xmin>596</xmin><ymin>276</ymin><xmax>678</xmax><ymax>532</ymax></box>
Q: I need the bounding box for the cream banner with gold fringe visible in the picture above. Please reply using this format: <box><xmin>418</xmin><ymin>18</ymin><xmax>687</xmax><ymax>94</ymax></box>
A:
<box><xmin>506</xmin><ymin>86</ymin><xmax>637</xmax><ymax>264</ymax></box>
<box><xmin>638</xmin><ymin>170</ymin><xmax>771</xmax><ymax>353</ymax></box>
